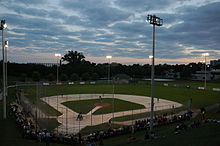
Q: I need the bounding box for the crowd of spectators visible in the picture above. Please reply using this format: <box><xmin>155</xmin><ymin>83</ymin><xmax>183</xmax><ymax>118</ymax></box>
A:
<box><xmin>135</xmin><ymin>111</ymin><xmax>193</xmax><ymax>131</ymax></box>
<box><xmin>9</xmin><ymin>102</ymin><xmax>194</xmax><ymax>145</ymax></box>
<box><xmin>9</xmin><ymin>103</ymin><xmax>81</xmax><ymax>145</ymax></box>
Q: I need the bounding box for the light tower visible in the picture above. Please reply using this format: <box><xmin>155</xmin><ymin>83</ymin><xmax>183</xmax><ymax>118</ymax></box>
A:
<box><xmin>1</xmin><ymin>20</ymin><xmax>7</xmax><ymax>119</ymax></box>
<box><xmin>146</xmin><ymin>15</ymin><xmax>163</xmax><ymax>131</ymax></box>
<box><xmin>55</xmin><ymin>53</ymin><xmax>61</xmax><ymax>84</ymax></box>
<box><xmin>202</xmin><ymin>53</ymin><xmax>209</xmax><ymax>89</ymax></box>
<box><xmin>106</xmin><ymin>55</ymin><xmax>112</xmax><ymax>84</ymax></box>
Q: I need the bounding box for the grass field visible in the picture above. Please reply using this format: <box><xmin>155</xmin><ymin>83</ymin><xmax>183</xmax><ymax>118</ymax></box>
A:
<box><xmin>62</xmin><ymin>98</ymin><xmax>145</xmax><ymax>115</ymax></box>
<box><xmin>2</xmin><ymin>82</ymin><xmax>220</xmax><ymax>145</ymax></box>
<box><xmin>170</xmin><ymin>80</ymin><xmax>220</xmax><ymax>88</ymax></box>
<box><xmin>20</xmin><ymin>83</ymin><xmax>220</xmax><ymax>112</ymax></box>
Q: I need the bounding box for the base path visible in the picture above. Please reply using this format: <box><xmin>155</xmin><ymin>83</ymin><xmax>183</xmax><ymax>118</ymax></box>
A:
<box><xmin>41</xmin><ymin>94</ymin><xmax>182</xmax><ymax>134</ymax></box>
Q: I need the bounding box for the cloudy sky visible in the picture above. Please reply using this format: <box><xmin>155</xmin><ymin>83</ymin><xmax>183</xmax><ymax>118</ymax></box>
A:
<box><xmin>0</xmin><ymin>0</ymin><xmax>220</xmax><ymax>64</ymax></box>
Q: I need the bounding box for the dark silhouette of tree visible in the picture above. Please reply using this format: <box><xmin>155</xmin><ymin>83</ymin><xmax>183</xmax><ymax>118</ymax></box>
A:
<box><xmin>1</xmin><ymin>54</ymin><xmax>219</xmax><ymax>82</ymax></box>
<box><xmin>91</xmin><ymin>73</ymin><xmax>99</xmax><ymax>81</ymax></box>
<box><xmin>61</xmin><ymin>73</ymin><xmax>68</xmax><ymax>81</ymax></box>
<box><xmin>62</xmin><ymin>50</ymin><xmax>85</xmax><ymax>65</ymax></box>
<box><xmin>81</xmin><ymin>72</ymin><xmax>90</xmax><ymax>81</ymax></box>
<box><xmin>47</xmin><ymin>73</ymin><xmax>55</xmax><ymax>81</ymax></box>
<box><xmin>20</xmin><ymin>73</ymin><xmax>27</xmax><ymax>82</ymax></box>
<box><xmin>70</xmin><ymin>73</ymin><xmax>79</xmax><ymax>81</ymax></box>
<box><xmin>32</xmin><ymin>71</ymin><xmax>40</xmax><ymax>81</ymax></box>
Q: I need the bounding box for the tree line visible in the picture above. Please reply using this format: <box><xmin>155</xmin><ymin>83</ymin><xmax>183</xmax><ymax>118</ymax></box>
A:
<box><xmin>0</xmin><ymin>50</ymin><xmax>219</xmax><ymax>83</ymax></box>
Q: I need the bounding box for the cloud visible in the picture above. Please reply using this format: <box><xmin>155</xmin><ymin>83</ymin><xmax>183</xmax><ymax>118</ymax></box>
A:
<box><xmin>0</xmin><ymin>0</ymin><xmax>220</xmax><ymax>64</ymax></box>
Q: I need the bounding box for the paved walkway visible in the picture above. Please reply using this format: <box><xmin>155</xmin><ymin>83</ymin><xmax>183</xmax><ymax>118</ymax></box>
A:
<box><xmin>41</xmin><ymin>94</ymin><xmax>182</xmax><ymax>134</ymax></box>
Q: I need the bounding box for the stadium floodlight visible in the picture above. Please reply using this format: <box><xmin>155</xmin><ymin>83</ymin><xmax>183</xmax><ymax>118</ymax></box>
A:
<box><xmin>106</xmin><ymin>56</ymin><xmax>112</xmax><ymax>83</ymax></box>
<box><xmin>146</xmin><ymin>15</ymin><xmax>163</xmax><ymax>131</ymax></box>
<box><xmin>4</xmin><ymin>40</ymin><xmax>8</xmax><ymax>48</ymax></box>
<box><xmin>1</xmin><ymin>20</ymin><xmax>7</xmax><ymax>119</ymax></box>
<box><xmin>55</xmin><ymin>53</ymin><xmax>61</xmax><ymax>84</ymax></box>
<box><xmin>149</xmin><ymin>55</ymin><xmax>153</xmax><ymax>59</ymax></box>
<box><xmin>106</xmin><ymin>55</ymin><xmax>112</xmax><ymax>59</ymax></box>
<box><xmin>55</xmin><ymin>53</ymin><xmax>61</xmax><ymax>57</ymax></box>
<box><xmin>202</xmin><ymin>53</ymin><xmax>209</xmax><ymax>57</ymax></box>
<box><xmin>147</xmin><ymin>15</ymin><xmax>163</xmax><ymax>26</ymax></box>
<box><xmin>202</xmin><ymin>53</ymin><xmax>209</xmax><ymax>89</ymax></box>
<box><xmin>1</xmin><ymin>20</ymin><xmax>7</xmax><ymax>30</ymax></box>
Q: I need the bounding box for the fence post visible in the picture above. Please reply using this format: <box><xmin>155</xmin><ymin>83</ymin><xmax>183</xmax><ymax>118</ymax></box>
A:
<box><xmin>91</xmin><ymin>109</ymin><xmax>92</xmax><ymax>126</ymax></box>
<box><xmin>66</xmin><ymin>107</ymin><xmax>68</xmax><ymax>134</ymax></box>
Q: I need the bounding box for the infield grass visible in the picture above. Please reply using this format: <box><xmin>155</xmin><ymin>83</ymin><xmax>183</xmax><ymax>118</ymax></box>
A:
<box><xmin>62</xmin><ymin>98</ymin><xmax>145</xmax><ymax>115</ymax></box>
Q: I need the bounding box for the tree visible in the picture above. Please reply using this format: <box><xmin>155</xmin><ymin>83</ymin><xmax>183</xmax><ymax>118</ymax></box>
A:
<box><xmin>61</xmin><ymin>73</ymin><xmax>68</xmax><ymax>81</ymax></box>
<box><xmin>70</xmin><ymin>73</ymin><xmax>79</xmax><ymax>81</ymax></box>
<box><xmin>20</xmin><ymin>73</ymin><xmax>27</xmax><ymax>82</ymax></box>
<box><xmin>81</xmin><ymin>72</ymin><xmax>90</xmax><ymax>81</ymax></box>
<box><xmin>91</xmin><ymin>73</ymin><xmax>99</xmax><ymax>81</ymax></box>
<box><xmin>32</xmin><ymin>71</ymin><xmax>40</xmax><ymax>81</ymax></box>
<box><xmin>47</xmin><ymin>73</ymin><xmax>55</xmax><ymax>81</ymax></box>
<box><xmin>62</xmin><ymin>50</ymin><xmax>85</xmax><ymax>65</ymax></box>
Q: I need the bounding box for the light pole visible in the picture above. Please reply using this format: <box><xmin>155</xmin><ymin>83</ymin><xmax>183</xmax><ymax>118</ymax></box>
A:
<box><xmin>106</xmin><ymin>56</ymin><xmax>112</xmax><ymax>84</ymax></box>
<box><xmin>55</xmin><ymin>53</ymin><xmax>61</xmax><ymax>84</ymax></box>
<box><xmin>146</xmin><ymin>15</ymin><xmax>163</xmax><ymax>131</ymax></box>
<box><xmin>202</xmin><ymin>53</ymin><xmax>209</xmax><ymax>89</ymax></box>
<box><xmin>5</xmin><ymin>40</ymin><xmax>8</xmax><ymax>97</ymax></box>
<box><xmin>1</xmin><ymin>20</ymin><xmax>7</xmax><ymax>119</ymax></box>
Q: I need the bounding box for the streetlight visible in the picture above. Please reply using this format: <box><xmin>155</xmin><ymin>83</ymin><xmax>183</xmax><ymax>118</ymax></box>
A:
<box><xmin>55</xmin><ymin>53</ymin><xmax>61</xmax><ymax>84</ymax></box>
<box><xmin>146</xmin><ymin>15</ymin><xmax>163</xmax><ymax>131</ymax></box>
<box><xmin>202</xmin><ymin>53</ymin><xmax>209</xmax><ymax>89</ymax></box>
<box><xmin>1</xmin><ymin>20</ymin><xmax>7</xmax><ymax>119</ymax></box>
<box><xmin>106</xmin><ymin>55</ymin><xmax>112</xmax><ymax>84</ymax></box>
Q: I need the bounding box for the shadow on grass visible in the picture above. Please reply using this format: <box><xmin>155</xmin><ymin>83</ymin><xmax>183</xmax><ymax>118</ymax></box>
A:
<box><xmin>37</xmin><ymin>118</ymin><xmax>61</xmax><ymax>131</ymax></box>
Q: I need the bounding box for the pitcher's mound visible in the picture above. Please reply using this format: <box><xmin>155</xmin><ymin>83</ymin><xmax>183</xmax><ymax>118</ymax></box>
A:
<box><xmin>94</xmin><ymin>102</ymin><xmax>111</xmax><ymax>107</ymax></box>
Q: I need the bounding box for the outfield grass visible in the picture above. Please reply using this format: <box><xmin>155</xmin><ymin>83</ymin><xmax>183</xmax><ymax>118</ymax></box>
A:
<box><xmin>62</xmin><ymin>98</ymin><xmax>145</xmax><ymax>115</ymax></box>
<box><xmin>170</xmin><ymin>80</ymin><xmax>220</xmax><ymax>88</ymax></box>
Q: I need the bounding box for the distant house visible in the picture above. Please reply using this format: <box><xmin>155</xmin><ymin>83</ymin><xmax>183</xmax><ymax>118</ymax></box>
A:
<box><xmin>191</xmin><ymin>71</ymin><xmax>212</xmax><ymax>81</ymax></box>
<box><xmin>165</xmin><ymin>72</ymin><xmax>180</xmax><ymax>79</ymax></box>
<box><xmin>191</xmin><ymin>69</ymin><xmax>220</xmax><ymax>80</ymax></box>
<box><xmin>112</xmin><ymin>74</ymin><xmax>132</xmax><ymax>84</ymax></box>
<box><xmin>211</xmin><ymin>69</ymin><xmax>220</xmax><ymax>80</ymax></box>
<box><xmin>210</xmin><ymin>59</ymin><xmax>220</xmax><ymax>66</ymax></box>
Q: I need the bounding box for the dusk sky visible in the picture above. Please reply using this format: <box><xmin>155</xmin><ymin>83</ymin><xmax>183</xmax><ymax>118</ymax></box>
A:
<box><xmin>0</xmin><ymin>0</ymin><xmax>220</xmax><ymax>64</ymax></box>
